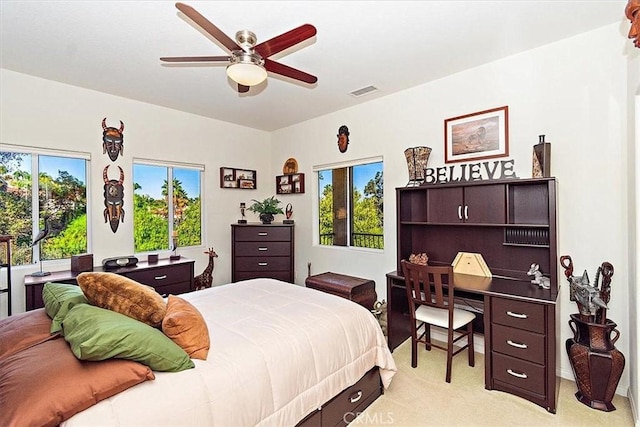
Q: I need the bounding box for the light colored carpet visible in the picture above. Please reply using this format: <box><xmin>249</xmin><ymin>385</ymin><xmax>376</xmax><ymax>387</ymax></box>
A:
<box><xmin>357</xmin><ymin>338</ymin><xmax>634</xmax><ymax>426</ymax></box>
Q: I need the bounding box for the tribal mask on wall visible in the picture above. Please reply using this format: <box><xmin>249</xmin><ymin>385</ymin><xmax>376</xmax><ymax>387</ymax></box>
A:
<box><xmin>102</xmin><ymin>117</ymin><xmax>124</xmax><ymax>161</ymax></box>
<box><xmin>103</xmin><ymin>165</ymin><xmax>125</xmax><ymax>233</ymax></box>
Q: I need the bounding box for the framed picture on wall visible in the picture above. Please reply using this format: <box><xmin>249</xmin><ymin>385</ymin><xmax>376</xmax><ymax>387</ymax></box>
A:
<box><xmin>444</xmin><ymin>106</ymin><xmax>509</xmax><ymax>164</ymax></box>
<box><xmin>220</xmin><ymin>167</ymin><xmax>256</xmax><ymax>189</ymax></box>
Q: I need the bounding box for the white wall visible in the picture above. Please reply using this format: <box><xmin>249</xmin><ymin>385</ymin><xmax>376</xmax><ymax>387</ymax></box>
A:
<box><xmin>271</xmin><ymin>23</ymin><xmax>635</xmax><ymax>398</ymax></box>
<box><xmin>0</xmin><ymin>69</ymin><xmax>272</xmax><ymax>311</ymax></box>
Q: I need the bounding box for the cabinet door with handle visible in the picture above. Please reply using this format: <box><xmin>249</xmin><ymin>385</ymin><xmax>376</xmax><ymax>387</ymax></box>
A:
<box><xmin>427</xmin><ymin>184</ymin><xmax>505</xmax><ymax>224</ymax></box>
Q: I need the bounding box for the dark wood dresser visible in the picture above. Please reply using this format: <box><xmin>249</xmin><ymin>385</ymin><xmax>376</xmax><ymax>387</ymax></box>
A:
<box><xmin>388</xmin><ymin>177</ymin><xmax>559</xmax><ymax>413</ymax></box>
<box><xmin>231</xmin><ymin>223</ymin><xmax>294</xmax><ymax>283</ymax></box>
<box><xmin>24</xmin><ymin>257</ymin><xmax>194</xmax><ymax>311</ymax></box>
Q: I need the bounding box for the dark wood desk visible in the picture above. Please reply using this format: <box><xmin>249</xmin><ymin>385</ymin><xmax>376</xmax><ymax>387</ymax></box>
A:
<box><xmin>387</xmin><ymin>270</ymin><xmax>558</xmax><ymax>413</ymax></box>
<box><xmin>24</xmin><ymin>257</ymin><xmax>194</xmax><ymax>311</ymax></box>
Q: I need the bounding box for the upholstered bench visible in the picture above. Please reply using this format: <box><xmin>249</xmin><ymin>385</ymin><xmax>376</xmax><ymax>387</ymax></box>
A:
<box><xmin>305</xmin><ymin>272</ymin><xmax>377</xmax><ymax>310</ymax></box>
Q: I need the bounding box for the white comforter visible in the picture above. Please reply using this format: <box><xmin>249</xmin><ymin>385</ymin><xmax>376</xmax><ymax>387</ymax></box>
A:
<box><xmin>63</xmin><ymin>278</ymin><xmax>397</xmax><ymax>426</ymax></box>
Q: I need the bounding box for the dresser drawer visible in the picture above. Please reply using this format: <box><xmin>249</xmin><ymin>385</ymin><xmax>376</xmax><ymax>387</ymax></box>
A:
<box><xmin>234</xmin><ymin>256</ymin><xmax>291</xmax><ymax>272</ymax></box>
<box><xmin>492</xmin><ymin>323</ymin><xmax>545</xmax><ymax>364</ymax></box>
<box><xmin>321</xmin><ymin>368</ymin><xmax>381</xmax><ymax>427</ymax></box>
<box><xmin>234</xmin><ymin>271</ymin><xmax>292</xmax><ymax>282</ymax></box>
<box><xmin>124</xmin><ymin>263</ymin><xmax>192</xmax><ymax>288</ymax></box>
<box><xmin>234</xmin><ymin>241</ymin><xmax>291</xmax><ymax>257</ymax></box>
<box><xmin>492</xmin><ymin>297</ymin><xmax>545</xmax><ymax>333</ymax></box>
<box><xmin>234</xmin><ymin>226</ymin><xmax>291</xmax><ymax>242</ymax></box>
<box><xmin>154</xmin><ymin>281</ymin><xmax>192</xmax><ymax>297</ymax></box>
<box><xmin>492</xmin><ymin>352</ymin><xmax>545</xmax><ymax>395</ymax></box>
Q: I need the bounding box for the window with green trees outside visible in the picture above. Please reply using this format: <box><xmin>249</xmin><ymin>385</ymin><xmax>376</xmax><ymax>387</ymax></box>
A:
<box><xmin>0</xmin><ymin>149</ymin><xmax>88</xmax><ymax>266</ymax></box>
<box><xmin>317</xmin><ymin>160</ymin><xmax>383</xmax><ymax>249</ymax></box>
<box><xmin>133</xmin><ymin>161</ymin><xmax>202</xmax><ymax>253</ymax></box>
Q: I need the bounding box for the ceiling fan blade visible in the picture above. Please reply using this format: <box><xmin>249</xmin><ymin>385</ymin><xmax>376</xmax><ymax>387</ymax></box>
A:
<box><xmin>237</xmin><ymin>84</ymin><xmax>250</xmax><ymax>93</ymax></box>
<box><xmin>255</xmin><ymin>24</ymin><xmax>317</xmax><ymax>58</ymax></box>
<box><xmin>175</xmin><ymin>2</ymin><xmax>240</xmax><ymax>52</ymax></box>
<box><xmin>264</xmin><ymin>59</ymin><xmax>317</xmax><ymax>84</ymax></box>
<box><xmin>160</xmin><ymin>55</ymin><xmax>230</xmax><ymax>62</ymax></box>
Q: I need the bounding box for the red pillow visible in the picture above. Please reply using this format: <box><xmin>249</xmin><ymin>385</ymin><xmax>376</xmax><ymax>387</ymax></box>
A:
<box><xmin>0</xmin><ymin>337</ymin><xmax>155</xmax><ymax>427</ymax></box>
<box><xmin>0</xmin><ymin>308</ymin><xmax>56</xmax><ymax>359</ymax></box>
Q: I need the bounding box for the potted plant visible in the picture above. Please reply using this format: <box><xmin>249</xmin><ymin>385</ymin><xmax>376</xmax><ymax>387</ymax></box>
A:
<box><xmin>248</xmin><ymin>196</ymin><xmax>284</xmax><ymax>224</ymax></box>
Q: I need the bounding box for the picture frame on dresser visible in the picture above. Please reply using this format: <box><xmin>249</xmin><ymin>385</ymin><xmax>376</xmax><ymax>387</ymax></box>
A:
<box><xmin>220</xmin><ymin>167</ymin><xmax>257</xmax><ymax>189</ymax></box>
<box><xmin>276</xmin><ymin>173</ymin><xmax>304</xmax><ymax>194</ymax></box>
<box><xmin>445</xmin><ymin>105</ymin><xmax>509</xmax><ymax>164</ymax></box>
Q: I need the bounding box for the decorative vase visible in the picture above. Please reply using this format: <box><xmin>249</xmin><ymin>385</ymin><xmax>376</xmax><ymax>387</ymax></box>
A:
<box><xmin>566</xmin><ymin>313</ymin><xmax>625</xmax><ymax>411</ymax></box>
<box><xmin>404</xmin><ymin>147</ymin><xmax>431</xmax><ymax>187</ymax></box>
<box><xmin>259</xmin><ymin>213</ymin><xmax>274</xmax><ymax>224</ymax></box>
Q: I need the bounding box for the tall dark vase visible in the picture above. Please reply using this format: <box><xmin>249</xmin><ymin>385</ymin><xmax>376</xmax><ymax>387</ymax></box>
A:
<box><xmin>566</xmin><ymin>313</ymin><xmax>625</xmax><ymax>411</ymax></box>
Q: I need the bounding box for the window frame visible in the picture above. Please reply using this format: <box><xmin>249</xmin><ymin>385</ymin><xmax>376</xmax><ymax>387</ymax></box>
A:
<box><xmin>132</xmin><ymin>158</ymin><xmax>205</xmax><ymax>254</ymax></box>
<box><xmin>0</xmin><ymin>144</ymin><xmax>92</xmax><ymax>265</ymax></box>
<box><xmin>313</xmin><ymin>156</ymin><xmax>384</xmax><ymax>251</ymax></box>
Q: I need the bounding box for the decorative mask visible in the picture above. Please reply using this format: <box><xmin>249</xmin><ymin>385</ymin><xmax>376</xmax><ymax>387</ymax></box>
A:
<box><xmin>102</xmin><ymin>117</ymin><xmax>125</xmax><ymax>161</ymax></box>
<box><xmin>103</xmin><ymin>165</ymin><xmax>125</xmax><ymax>233</ymax></box>
<box><xmin>337</xmin><ymin>125</ymin><xmax>350</xmax><ymax>153</ymax></box>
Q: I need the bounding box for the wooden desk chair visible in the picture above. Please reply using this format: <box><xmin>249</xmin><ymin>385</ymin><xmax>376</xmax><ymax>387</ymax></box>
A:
<box><xmin>400</xmin><ymin>260</ymin><xmax>476</xmax><ymax>383</ymax></box>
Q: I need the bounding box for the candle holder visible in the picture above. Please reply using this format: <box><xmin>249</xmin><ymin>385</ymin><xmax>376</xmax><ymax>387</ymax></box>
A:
<box><xmin>170</xmin><ymin>234</ymin><xmax>181</xmax><ymax>260</ymax></box>
<box><xmin>238</xmin><ymin>202</ymin><xmax>247</xmax><ymax>224</ymax></box>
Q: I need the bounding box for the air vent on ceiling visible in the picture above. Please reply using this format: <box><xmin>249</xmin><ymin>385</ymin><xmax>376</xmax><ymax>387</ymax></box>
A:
<box><xmin>349</xmin><ymin>85</ymin><xmax>379</xmax><ymax>98</ymax></box>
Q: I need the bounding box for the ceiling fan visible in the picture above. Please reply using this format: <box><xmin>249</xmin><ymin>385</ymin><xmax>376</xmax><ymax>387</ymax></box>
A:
<box><xmin>160</xmin><ymin>2</ymin><xmax>317</xmax><ymax>93</ymax></box>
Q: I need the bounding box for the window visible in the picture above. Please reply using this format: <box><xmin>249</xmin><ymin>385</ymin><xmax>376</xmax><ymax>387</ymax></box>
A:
<box><xmin>133</xmin><ymin>160</ymin><xmax>203</xmax><ymax>253</ymax></box>
<box><xmin>316</xmin><ymin>158</ymin><xmax>383</xmax><ymax>249</ymax></box>
<box><xmin>0</xmin><ymin>148</ymin><xmax>89</xmax><ymax>266</ymax></box>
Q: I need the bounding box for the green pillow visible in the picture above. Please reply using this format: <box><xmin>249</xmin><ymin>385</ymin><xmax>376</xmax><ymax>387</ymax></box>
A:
<box><xmin>62</xmin><ymin>304</ymin><xmax>194</xmax><ymax>372</ymax></box>
<box><xmin>42</xmin><ymin>282</ymin><xmax>88</xmax><ymax>334</ymax></box>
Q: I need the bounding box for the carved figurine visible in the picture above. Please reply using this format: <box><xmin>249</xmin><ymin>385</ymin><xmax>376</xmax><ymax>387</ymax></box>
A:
<box><xmin>527</xmin><ymin>263</ymin><xmax>551</xmax><ymax>289</ymax></box>
<box><xmin>560</xmin><ymin>255</ymin><xmax>613</xmax><ymax>321</ymax></box>
<box><xmin>194</xmin><ymin>248</ymin><xmax>218</xmax><ymax>291</ymax></box>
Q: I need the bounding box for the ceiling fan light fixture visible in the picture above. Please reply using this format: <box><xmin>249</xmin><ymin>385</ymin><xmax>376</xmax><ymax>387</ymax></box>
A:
<box><xmin>226</xmin><ymin>53</ymin><xmax>267</xmax><ymax>86</ymax></box>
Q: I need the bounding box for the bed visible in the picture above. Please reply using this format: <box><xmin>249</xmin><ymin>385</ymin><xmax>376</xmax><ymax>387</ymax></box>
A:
<box><xmin>0</xmin><ymin>277</ymin><xmax>396</xmax><ymax>426</ymax></box>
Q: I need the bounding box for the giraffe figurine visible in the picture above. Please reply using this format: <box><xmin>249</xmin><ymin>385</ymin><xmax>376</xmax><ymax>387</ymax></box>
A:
<box><xmin>194</xmin><ymin>248</ymin><xmax>218</xmax><ymax>291</ymax></box>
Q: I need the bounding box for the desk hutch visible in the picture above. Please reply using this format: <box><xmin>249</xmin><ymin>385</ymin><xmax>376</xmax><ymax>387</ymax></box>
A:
<box><xmin>387</xmin><ymin>177</ymin><xmax>559</xmax><ymax>413</ymax></box>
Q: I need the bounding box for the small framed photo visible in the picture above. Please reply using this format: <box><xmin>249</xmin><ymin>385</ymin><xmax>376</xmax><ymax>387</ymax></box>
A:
<box><xmin>220</xmin><ymin>167</ymin><xmax>256</xmax><ymax>189</ymax></box>
<box><xmin>239</xmin><ymin>179</ymin><xmax>255</xmax><ymax>189</ymax></box>
<box><xmin>444</xmin><ymin>106</ymin><xmax>509</xmax><ymax>164</ymax></box>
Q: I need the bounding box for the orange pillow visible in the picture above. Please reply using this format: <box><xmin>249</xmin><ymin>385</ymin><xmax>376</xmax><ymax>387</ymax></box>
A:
<box><xmin>0</xmin><ymin>337</ymin><xmax>154</xmax><ymax>427</ymax></box>
<box><xmin>0</xmin><ymin>309</ymin><xmax>56</xmax><ymax>359</ymax></box>
<box><xmin>77</xmin><ymin>272</ymin><xmax>166</xmax><ymax>327</ymax></box>
<box><xmin>162</xmin><ymin>295</ymin><xmax>210</xmax><ymax>360</ymax></box>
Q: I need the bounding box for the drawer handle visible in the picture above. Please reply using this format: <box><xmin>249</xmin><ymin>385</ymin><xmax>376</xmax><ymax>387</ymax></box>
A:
<box><xmin>258</xmin><ymin>262</ymin><xmax>268</xmax><ymax>266</ymax></box>
<box><xmin>154</xmin><ymin>275</ymin><xmax>167</xmax><ymax>280</ymax></box>
<box><xmin>258</xmin><ymin>232</ymin><xmax>268</xmax><ymax>236</ymax></box>
<box><xmin>507</xmin><ymin>369</ymin><xmax>528</xmax><ymax>379</ymax></box>
<box><xmin>507</xmin><ymin>340</ymin><xmax>528</xmax><ymax>349</ymax></box>
<box><xmin>258</xmin><ymin>247</ymin><xmax>268</xmax><ymax>251</ymax></box>
<box><xmin>349</xmin><ymin>390</ymin><xmax>363</xmax><ymax>403</ymax></box>
<box><xmin>506</xmin><ymin>311</ymin><xmax>528</xmax><ymax>319</ymax></box>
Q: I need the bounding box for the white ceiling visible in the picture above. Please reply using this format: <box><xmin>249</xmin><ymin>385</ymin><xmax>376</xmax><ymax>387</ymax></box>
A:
<box><xmin>0</xmin><ymin>1</ymin><xmax>629</xmax><ymax>132</ymax></box>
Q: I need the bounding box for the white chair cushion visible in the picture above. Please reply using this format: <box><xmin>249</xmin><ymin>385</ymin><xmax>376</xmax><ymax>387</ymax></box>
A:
<box><xmin>415</xmin><ymin>305</ymin><xmax>476</xmax><ymax>330</ymax></box>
